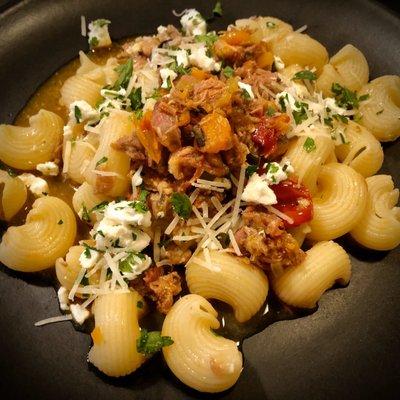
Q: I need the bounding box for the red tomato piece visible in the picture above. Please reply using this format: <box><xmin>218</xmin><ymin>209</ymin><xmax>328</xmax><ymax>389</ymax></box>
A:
<box><xmin>271</xmin><ymin>179</ymin><xmax>313</xmax><ymax>227</ymax></box>
<box><xmin>251</xmin><ymin>117</ymin><xmax>279</xmax><ymax>157</ymax></box>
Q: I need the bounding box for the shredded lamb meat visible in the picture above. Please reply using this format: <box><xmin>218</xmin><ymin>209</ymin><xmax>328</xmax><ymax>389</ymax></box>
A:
<box><xmin>111</xmin><ymin>134</ymin><xmax>146</xmax><ymax>166</ymax></box>
<box><xmin>131</xmin><ymin>266</ymin><xmax>182</xmax><ymax>314</ymax></box>
<box><xmin>235</xmin><ymin>207</ymin><xmax>305</xmax><ymax>270</ymax></box>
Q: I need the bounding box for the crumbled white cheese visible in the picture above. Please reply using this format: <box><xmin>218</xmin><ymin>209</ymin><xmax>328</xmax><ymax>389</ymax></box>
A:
<box><xmin>57</xmin><ymin>286</ymin><xmax>70</xmax><ymax>311</ymax></box>
<box><xmin>69</xmin><ymin>100</ymin><xmax>99</xmax><ymax>124</ymax></box>
<box><xmin>242</xmin><ymin>173</ymin><xmax>277</xmax><ymax>206</ymax></box>
<box><xmin>79</xmin><ymin>247</ymin><xmax>100</xmax><ymax>269</ymax></box>
<box><xmin>276</xmin><ymin>91</ymin><xmax>299</xmax><ymax>111</ymax></box>
<box><xmin>119</xmin><ymin>253</ymin><xmax>152</xmax><ymax>280</ymax></box>
<box><xmin>88</xmin><ymin>19</ymin><xmax>112</xmax><ymax>48</ymax></box>
<box><xmin>188</xmin><ymin>45</ymin><xmax>221</xmax><ymax>72</ymax></box>
<box><xmin>36</xmin><ymin>161</ymin><xmax>59</xmax><ymax>176</ymax></box>
<box><xmin>159</xmin><ymin>67</ymin><xmax>178</xmax><ymax>88</ymax></box>
<box><xmin>264</xmin><ymin>160</ymin><xmax>294</xmax><ymax>185</ymax></box>
<box><xmin>274</xmin><ymin>56</ymin><xmax>285</xmax><ymax>71</ymax></box>
<box><xmin>238</xmin><ymin>81</ymin><xmax>255</xmax><ymax>99</ymax></box>
<box><xmin>180</xmin><ymin>9</ymin><xmax>207</xmax><ymax>36</ymax></box>
<box><xmin>63</xmin><ymin>125</ymin><xmax>73</xmax><ymax>140</ymax></box>
<box><xmin>157</xmin><ymin>25</ymin><xmax>168</xmax><ymax>35</ymax></box>
<box><xmin>175</xmin><ymin>49</ymin><xmax>189</xmax><ymax>67</ymax></box>
<box><xmin>131</xmin><ymin>166</ymin><xmax>143</xmax><ymax>196</ymax></box>
<box><xmin>70</xmin><ymin>303</ymin><xmax>90</xmax><ymax>325</ymax></box>
<box><xmin>324</xmin><ymin>97</ymin><xmax>347</xmax><ymax>115</ymax></box>
<box><xmin>19</xmin><ymin>173</ymin><xmax>49</xmax><ymax>197</ymax></box>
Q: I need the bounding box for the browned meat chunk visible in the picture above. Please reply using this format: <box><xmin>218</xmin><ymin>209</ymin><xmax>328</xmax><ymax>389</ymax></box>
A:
<box><xmin>161</xmin><ymin>242</ymin><xmax>192</xmax><ymax>265</ymax></box>
<box><xmin>111</xmin><ymin>134</ymin><xmax>146</xmax><ymax>166</ymax></box>
<box><xmin>151</xmin><ymin>100</ymin><xmax>181</xmax><ymax>152</ymax></box>
<box><xmin>235</xmin><ymin>207</ymin><xmax>305</xmax><ymax>270</ymax></box>
<box><xmin>222</xmin><ymin>134</ymin><xmax>249</xmax><ymax>172</ymax></box>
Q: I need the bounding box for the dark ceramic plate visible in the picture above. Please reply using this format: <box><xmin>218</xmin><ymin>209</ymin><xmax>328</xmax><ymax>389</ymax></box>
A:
<box><xmin>0</xmin><ymin>1</ymin><xmax>399</xmax><ymax>399</ymax></box>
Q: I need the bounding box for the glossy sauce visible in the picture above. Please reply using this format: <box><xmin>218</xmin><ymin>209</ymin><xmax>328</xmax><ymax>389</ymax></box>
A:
<box><xmin>14</xmin><ymin>44</ymin><xmax>315</xmax><ymax>342</ymax></box>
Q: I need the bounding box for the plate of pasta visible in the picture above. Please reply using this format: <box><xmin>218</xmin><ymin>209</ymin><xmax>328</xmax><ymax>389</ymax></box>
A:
<box><xmin>0</xmin><ymin>0</ymin><xmax>399</xmax><ymax>399</ymax></box>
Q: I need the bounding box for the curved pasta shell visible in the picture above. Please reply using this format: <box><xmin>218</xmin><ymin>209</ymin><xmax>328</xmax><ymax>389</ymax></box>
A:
<box><xmin>85</xmin><ymin>111</ymin><xmax>133</xmax><ymax>197</ymax></box>
<box><xmin>308</xmin><ymin>163</ymin><xmax>368</xmax><ymax>241</ymax></box>
<box><xmin>162</xmin><ymin>294</ymin><xmax>243</xmax><ymax>393</ymax></box>
<box><xmin>77</xmin><ymin>51</ymin><xmax>118</xmax><ymax>86</ymax></box>
<box><xmin>72</xmin><ymin>182</ymin><xmax>110</xmax><ymax>222</ymax></box>
<box><xmin>0</xmin><ymin>110</ymin><xmax>63</xmax><ymax>170</ymax></box>
<box><xmin>88</xmin><ymin>291</ymin><xmax>145</xmax><ymax>377</ymax></box>
<box><xmin>55</xmin><ymin>245</ymin><xmax>83</xmax><ymax>290</ymax></box>
<box><xmin>273</xmin><ymin>241</ymin><xmax>351</xmax><ymax>308</ymax></box>
<box><xmin>235</xmin><ymin>16</ymin><xmax>293</xmax><ymax>43</ymax></box>
<box><xmin>335</xmin><ymin>121</ymin><xmax>383</xmax><ymax>177</ymax></box>
<box><xmin>316</xmin><ymin>44</ymin><xmax>369</xmax><ymax>95</ymax></box>
<box><xmin>186</xmin><ymin>250</ymin><xmax>268</xmax><ymax>322</ymax></box>
<box><xmin>0</xmin><ymin>196</ymin><xmax>77</xmax><ymax>272</ymax></box>
<box><xmin>0</xmin><ymin>171</ymin><xmax>27</xmax><ymax>221</ymax></box>
<box><xmin>68</xmin><ymin>140</ymin><xmax>97</xmax><ymax>184</ymax></box>
<box><xmin>358</xmin><ymin>75</ymin><xmax>400</xmax><ymax>142</ymax></box>
<box><xmin>60</xmin><ymin>75</ymin><xmax>102</xmax><ymax>108</ymax></box>
<box><xmin>272</xmin><ymin>32</ymin><xmax>328</xmax><ymax>72</ymax></box>
<box><xmin>350</xmin><ymin>175</ymin><xmax>400</xmax><ymax>250</ymax></box>
<box><xmin>285</xmin><ymin>124</ymin><xmax>334</xmax><ymax>194</ymax></box>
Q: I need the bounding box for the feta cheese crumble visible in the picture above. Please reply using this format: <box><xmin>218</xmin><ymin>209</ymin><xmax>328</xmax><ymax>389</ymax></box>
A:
<box><xmin>180</xmin><ymin>9</ymin><xmax>207</xmax><ymax>36</ymax></box>
<box><xmin>70</xmin><ymin>303</ymin><xmax>90</xmax><ymax>325</ymax></box>
<box><xmin>188</xmin><ymin>45</ymin><xmax>221</xmax><ymax>72</ymax></box>
<box><xmin>238</xmin><ymin>81</ymin><xmax>255</xmax><ymax>99</ymax></box>
<box><xmin>160</xmin><ymin>68</ymin><xmax>178</xmax><ymax>88</ymax></box>
<box><xmin>79</xmin><ymin>247</ymin><xmax>100</xmax><ymax>269</ymax></box>
<box><xmin>274</xmin><ymin>56</ymin><xmax>285</xmax><ymax>71</ymax></box>
<box><xmin>57</xmin><ymin>286</ymin><xmax>70</xmax><ymax>311</ymax></box>
<box><xmin>88</xmin><ymin>19</ymin><xmax>112</xmax><ymax>48</ymax></box>
<box><xmin>19</xmin><ymin>173</ymin><xmax>49</xmax><ymax>197</ymax></box>
<box><xmin>36</xmin><ymin>161</ymin><xmax>59</xmax><ymax>176</ymax></box>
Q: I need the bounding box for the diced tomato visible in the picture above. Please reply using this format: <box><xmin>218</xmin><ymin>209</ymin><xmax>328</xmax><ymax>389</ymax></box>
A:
<box><xmin>271</xmin><ymin>179</ymin><xmax>313</xmax><ymax>227</ymax></box>
<box><xmin>252</xmin><ymin>115</ymin><xmax>290</xmax><ymax>157</ymax></box>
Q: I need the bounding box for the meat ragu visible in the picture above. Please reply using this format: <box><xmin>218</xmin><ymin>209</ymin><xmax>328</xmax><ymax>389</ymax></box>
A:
<box><xmin>3</xmin><ymin>6</ymin><xmax>391</xmax><ymax>392</ymax></box>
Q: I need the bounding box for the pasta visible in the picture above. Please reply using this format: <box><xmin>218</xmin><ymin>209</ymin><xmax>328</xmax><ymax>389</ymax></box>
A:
<box><xmin>0</xmin><ymin>171</ymin><xmax>27</xmax><ymax>221</ymax></box>
<box><xmin>272</xmin><ymin>32</ymin><xmax>329</xmax><ymax>72</ymax></box>
<box><xmin>186</xmin><ymin>250</ymin><xmax>269</xmax><ymax>322</ymax></box>
<box><xmin>162</xmin><ymin>294</ymin><xmax>243</xmax><ymax>393</ymax></box>
<box><xmin>316</xmin><ymin>44</ymin><xmax>369</xmax><ymax>95</ymax></box>
<box><xmin>84</xmin><ymin>110</ymin><xmax>132</xmax><ymax>197</ymax></box>
<box><xmin>335</xmin><ymin>121</ymin><xmax>383</xmax><ymax>177</ymax></box>
<box><xmin>0</xmin><ymin>8</ymin><xmax>398</xmax><ymax>394</ymax></box>
<box><xmin>273</xmin><ymin>241</ymin><xmax>351</xmax><ymax>308</ymax></box>
<box><xmin>0</xmin><ymin>109</ymin><xmax>63</xmax><ymax>170</ymax></box>
<box><xmin>350</xmin><ymin>175</ymin><xmax>400</xmax><ymax>250</ymax></box>
<box><xmin>358</xmin><ymin>75</ymin><xmax>400</xmax><ymax>142</ymax></box>
<box><xmin>88</xmin><ymin>291</ymin><xmax>145</xmax><ymax>377</ymax></box>
<box><xmin>285</xmin><ymin>124</ymin><xmax>334</xmax><ymax>194</ymax></box>
<box><xmin>308</xmin><ymin>163</ymin><xmax>368</xmax><ymax>241</ymax></box>
<box><xmin>0</xmin><ymin>196</ymin><xmax>77</xmax><ymax>272</ymax></box>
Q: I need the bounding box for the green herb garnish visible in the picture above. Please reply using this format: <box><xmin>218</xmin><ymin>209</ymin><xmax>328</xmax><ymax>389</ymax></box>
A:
<box><xmin>95</xmin><ymin>156</ymin><xmax>108</xmax><ymax>167</ymax></box>
<box><xmin>137</xmin><ymin>300</ymin><xmax>144</xmax><ymax>309</ymax></box>
<box><xmin>137</xmin><ymin>329</ymin><xmax>174</xmax><ymax>356</ymax></box>
<box><xmin>212</xmin><ymin>1</ymin><xmax>223</xmax><ymax>16</ymax></box>
<box><xmin>292</xmin><ymin>70</ymin><xmax>317</xmax><ymax>81</ymax></box>
<box><xmin>303</xmin><ymin>137</ymin><xmax>316</xmax><ymax>153</ymax></box>
<box><xmin>171</xmin><ymin>192</ymin><xmax>192</xmax><ymax>220</ymax></box>
<box><xmin>113</xmin><ymin>59</ymin><xmax>133</xmax><ymax>90</ymax></box>
<box><xmin>81</xmin><ymin>204</ymin><xmax>91</xmax><ymax>222</ymax></box>
<box><xmin>128</xmin><ymin>87</ymin><xmax>143</xmax><ymax>111</ymax></box>
<box><xmin>222</xmin><ymin>65</ymin><xmax>234</xmax><ymax>78</ymax></box>
<box><xmin>266</xmin><ymin>21</ymin><xmax>276</xmax><ymax>28</ymax></box>
<box><xmin>74</xmin><ymin>106</ymin><xmax>82</xmax><ymax>123</ymax></box>
<box><xmin>331</xmin><ymin>83</ymin><xmax>369</xmax><ymax>110</ymax></box>
<box><xmin>292</xmin><ymin>101</ymin><xmax>309</xmax><ymax>125</ymax></box>
<box><xmin>216</xmin><ymin>232</ymin><xmax>230</xmax><ymax>248</ymax></box>
<box><xmin>246</xmin><ymin>165</ymin><xmax>258</xmax><ymax>177</ymax></box>
<box><xmin>89</xmin><ymin>37</ymin><xmax>99</xmax><ymax>49</ymax></box>
<box><xmin>266</xmin><ymin>107</ymin><xmax>276</xmax><ymax>117</ymax></box>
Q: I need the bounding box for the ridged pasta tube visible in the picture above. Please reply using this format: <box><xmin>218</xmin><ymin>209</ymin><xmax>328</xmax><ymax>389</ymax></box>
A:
<box><xmin>235</xmin><ymin>16</ymin><xmax>293</xmax><ymax>44</ymax></box>
<box><xmin>0</xmin><ymin>196</ymin><xmax>77</xmax><ymax>272</ymax></box>
<box><xmin>0</xmin><ymin>171</ymin><xmax>27</xmax><ymax>221</ymax></box>
<box><xmin>68</xmin><ymin>140</ymin><xmax>97</xmax><ymax>184</ymax></box>
<box><xmin>273</xmin><ymin>241</ymin><xmax>351</xmax><ymax>308</ymax></box>
<box><xmin>60</xmin><ymin>75</ymin><xmax>103</xmax><ymax>108</ymax></box>
<box><xmin>272</xmin><ymin>32</ymin><xmax>328</xmax><ymax>72</ymax></box>
<box><xmin>285</xmin><ymin>125</ymin><xmax>334</xmax><ymax>194</ymax></box>
<box><xmin>88</xmin><ymin>291</ymin><xmax>145</xmax><ymax>377</ymax></box>
<box><xmin>358</xmin><ymin>75</ymin><xmax>400</xmax><ymax>142</ymax></box>
<box><xmin>0</xmin><ymin>109</ymin><xmax>63</xmax><ymax>170</ymax></box>
<box><xmin>335</xmin><ymin>121</ymin><xmax>383</xmax><ymax>177</ymax></box>
<box><xmin>350</xmin><ymin>175</ymin><xmax>400</xmax><ymax>250</ymax></box>
<box><xmin>55</xmin><ymin>245</ymin><xmax>84</xmax><ymax>290</ymax></box>
<box><xmin>76</xmin><ymin>51</ymin><xmax>118</xmax><ymax>86</ymax></box>
<box><xmin>186</xmin><ymin>250</ymin><xmax>268</xmax><ymax>322</ymax></box>
<box><xmin>308</xmin><ymin>163</ymin><xmax>368</xmax><ymax>241</ymax></box>
<box><xmin>316</xmin><ymin>44</ymin><xmax>369</xmax><ymax>95</ymax></box>
<box><xmin>84</xmin><ymin>111</ymin><xmax>132</xmax><ymax>197</ymax></box>
<box><xmin>162</xmin><ymin>294</ymin><xmax>243</xmax><ymax>393</ymax></box>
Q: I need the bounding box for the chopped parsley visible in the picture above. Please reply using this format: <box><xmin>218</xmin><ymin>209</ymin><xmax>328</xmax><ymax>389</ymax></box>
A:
<box><xmin>119</xmin><ymin>252</ymin><xmax>145</xmax><ymax>273</ymax></box>
<box><xmin>91</xmin><ymin>201</ymin><xmax>109</xmax><ymax>213</ymax></box>
<box><xmin>241</xmin><ymin>88</ymin><xmax>251</xmax><ymax>100</ymax></box>
<box><xmin>130</xmin><ymin>189</ymin><xmax>149</xmax><ymax>214</ymax></box>
<box><xmin>194</xmin><ymin>32</ymin><xmax>218</xmax><ymax>49</ymax></box>
<box><xmin>303</xmin><ymin>137</ymin><xmax>316</xmax><ymax>153</ymax></box>
<box><xmin>266</xmin><ymin>107</ymin><xmax>276</xmax><ymax>117</ymax></box>
<box><xmin>266</xmin><ymin>163</ymin><xmax>279</xmax><ymax>174</ymax></box>
<box><xmin>246</xmin><ymin>164</ymin><xmax>258</xmax><ymax>177</ymax></box>
<box><xmin>292</xmin><ymin>70</ymin><xmax>317</xmax><ymax>81</ymax></box>
<box><xmin>150</xmin><ymin>89</ymin><xmax>161</xmax><ymax>100</ymax></box>
<box><xmin>266</xmin><ymin>21</ymin><xmax>276</xmax><ymax>28</ymax></box>
<box><xmin>74</xmin><ymin>105</ymin><xmax>82</xmax><ymax>123</ymax></box>
<box><xmin>89</xmin><ymin>37</ymin><xmax>99</xmax><ymax>49</ymax></box>
<box><xmin>212</xmin><ymin>1</ymin><xmax>223</xmax><ymax>17</ymax></box>
<box><xmin>128</xmin><ymin>87</ymin><xmax>143</xmax><ymax>111</ymax></box>
<box><xmin>169</xmin><ymin>60</ymin><xmax>190</xmax><ymax>76</ymax></box>
<box><xmin>171</xmin><ymin>192</ymin><xmax>192</xmax><ymax>220</ymax></box>
<box><xmin>331</xmin><ymin>83</ymin><xmax>369</xmax><ymax>110</ymax></box>
<box><xmin>113</xmin><ymin>59</ymin><xmax>133</xmax><ymax>90</ymax></box>
<box><xmin>57</xmin><ymin>219</ymin><xmax>63</xmax><ymax>225</ymax></box>
<box><xmin>136</xmin><ymin>329</ymin><xmax>174</xmax><ymax>356</ymax></box>
<box><xmin>222</xmin><ymin>65</ymin><xmax>234</xmax><ymax>78</ymax></box>
<box><xmin>332</xmin><ymin>114</ymin><xmax>349</xmax><ymax>124</ymax></box>
<box><xmin>137</xmin><ymin>300</ymin><xmax>144</xmax><ymax>309</ymax></box>
<box><xmin>324</xmin><ymin>117</ymin><xmax>333</xmax><ymax>128</ymax></box>
<box><xmin>292</xmin><ymin>101</ymin><xmax>309</xmax><ymax>125</ymax></box>
<box><xmin>81</xmin><ymin>204</ymin><xmax>91</xmax><ymax>222</ymax></box>
<box><xmin>278</xmin><ymin>93</ymin><xmax>288</xmax><ymax>112</ymax></box>
<box><xmin>82</xmin><ymin>243</ymin><xmax>97</xmax><ymax>258</ymax></box>
<box><xmin>95</xmin><ymin>156</ymin><xmax>108</xmax><ymax>167</ymax></box>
